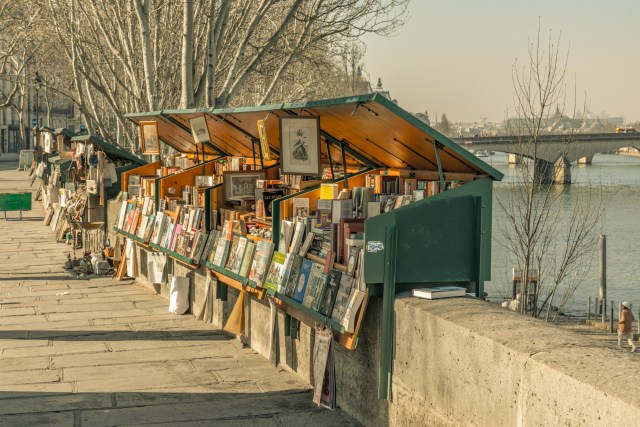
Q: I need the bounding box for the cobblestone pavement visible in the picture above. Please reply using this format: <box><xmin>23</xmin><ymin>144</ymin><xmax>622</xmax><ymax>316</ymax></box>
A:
<box><xmin>0</xmin><ymin>154</ymin><xmax>360</xmax><ymax>426</ymax></box>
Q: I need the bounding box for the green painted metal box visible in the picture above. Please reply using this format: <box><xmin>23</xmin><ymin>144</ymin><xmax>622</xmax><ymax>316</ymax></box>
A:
<box><xmin>0</xmin><ymin>193</ymin><xmax>32</xmax><ymax>211</ymax></box>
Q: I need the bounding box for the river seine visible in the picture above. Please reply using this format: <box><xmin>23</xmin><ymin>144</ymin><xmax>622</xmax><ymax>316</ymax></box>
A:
<box><xmin>484</xmin><ymin>153</ymin><xmax>640</xmax><ymax>315</ymax></box>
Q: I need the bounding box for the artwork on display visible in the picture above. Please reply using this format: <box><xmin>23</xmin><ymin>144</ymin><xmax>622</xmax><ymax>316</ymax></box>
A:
<box><xmin>223</xmin><ymin>170</ymin><xmax>266</xmax><ymax>201</ymax></box>
<box><xmin>139</xmin><ymin>121</ymin><xmax>160</xmax><ymax>155</ymax></box>
<box><xmin>257</xmin><ymin>119</ymin><xmax>271</xmax><ymax>161</ymax></box>
<box><xmin>279</xmin><ymin>116</ymin><xmax>321</xmax><ymax>175</ymax></box>
<box><xmin>189</xmin><ymin>116</ymin><xmax>210</xmax><ymax>144</ymax></box>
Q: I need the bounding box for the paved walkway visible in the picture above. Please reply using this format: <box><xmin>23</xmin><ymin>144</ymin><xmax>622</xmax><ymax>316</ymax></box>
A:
<box><xmin>0</xmin><ymin>155</ymin><xmax>360</xmax><ymax>426</ymax></box>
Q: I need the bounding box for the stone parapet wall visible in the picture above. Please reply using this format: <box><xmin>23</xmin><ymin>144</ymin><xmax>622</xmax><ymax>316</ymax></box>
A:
<box><xmin>127</xmin><ymin>249</ymin><xmax>640</xmax><ymax>426</ymax></box>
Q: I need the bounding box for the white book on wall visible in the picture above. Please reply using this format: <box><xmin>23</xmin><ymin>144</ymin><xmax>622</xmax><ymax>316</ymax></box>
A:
<box><xmin>411</xmin><ymin>286</ymin><xmax>466</xmax><ymax>300</ymax></box>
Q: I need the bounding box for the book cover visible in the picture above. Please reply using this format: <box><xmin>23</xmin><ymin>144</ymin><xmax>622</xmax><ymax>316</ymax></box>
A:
<box><xmin>137</xmin><ymin>215</ymin><xmax>149</xmax><ymax>239</ymax></box>
<box><xmin>411</xmin><ymin>286</ymin><xmax>466</xmax><ymax>299</ymax></box>
<box><xmin>149</xmin><ymin>212</ymin><xmax>164</xmax><ymax>244</ymax></box>
<box><xmin>331</xmin><ymin>274</ymin><xmax>356</xmax><ymax>322</ymax></box>
<box><xmin>319</xmin><ymin>269</ymin><xmax>342</xmax><ymax>317</ymax></box>
<box><xmin>292</xmin><ymin>258</ymin><xmax>313</xmax><ymax>303</ymax></box>
<box><xmin>124</xmin><ymin>204</ymin><xmax>134</xmax><ymax>232</ymax></box>
<box><xmin>184</xmin><ymin>231</ymin><xmax>196</xmax><ymax>257</ymax></box>
<box><xmin>340</xmin><ymin>288</ymin><xmax>366</xmax><ymax>333</ymax></box>
<box><xmin>239</xmin><ymin>241</ymin><xmax>256</xmax><ymax>277</ymax></box>
<box><xmin>331</xmin><ymin>199</ymin><xmax>353</xmax><ymax>224</ymax></box>
<box><xmin>224</xmin><ymin>236</ymin><xmax>241</xmax><ymax>271</ymax></box>
<box><xmin>292</xmin><ymin>197</ymin><xmax>310</xmax><ymax>218</ymax></box>
<box><xmin>191</xmin><ymin>231</ymin><xmax>208</xmax><ymax>260</ymax></box>
<box><xmin>283</xmin><ymin>255</ymin><xmax>303</xmax><ymax>297</ymax></box>
<box><xmin>320</xmin><ymin>183</ymin><xmax>338</xmax><ymax>199</ymax></box>
<box><xmin>346</xmin><ymin>247</ymin><xmax>361</xmax><ymax>276</ymax></box>
<box><xmin>298</xmin><ymin>232</ymin><xmax>315</xmax><ymax>257</ymax></box>
<box><xmin>316</xmin><ymin>208</ymin><xmax>332</xmax><ymax>230</ymax></box>
<box><xmin>161</xmin><ymin>222</ymin><xmax>174</xmax><ymax>248</ymax></box>
<box><xmin>117</xmin><ymin>202</ymin><xmax>128</xmax><ymax>230</ymax></box>
<box><xmin>169</xmin><ymin>223</ymin><xmax>182</xmax><ymax>252</ymax></box>
<box><xmin>263</xmin><ymin>251</ymin><xmax>287</xmax><ymax>292</ymax></box>
<box><xmin>249</xmin><ymin>240</ymin><xmax>275</xmax><ymax>287</ymax></box>
<box><xmin>289</xmin><ymin>220</ymin><xmax>306</xmax><ymax>254</ymax></box>
<box><xmin>200</xmin><ymin>230</ymin><xmax>219</xmax><ymax>262</ymax></box>
<box><xmin>262</xmin><ymin>189</ymin><xmax>285</xmax><ymax>217</ymax></box>
<box><xmin>213</xmin><ymin>238</ymin><xmax>231</xmax><ymax>267</ymax></box>
<box><xmin>229</xmin><ymin>237</ymin><xmax>248</xmax><ymax>274</ymax></box>
<box><xmin>278</xmin><ymin>220</ymin><xmax>294</xmax><ymax>253</ymax></box>
<box><xmin>302</xmin><ymin>263</ymin><xmax>327</xmax><ymax>310</ymax></box>
<box><xmin>338</xmin><ymin>219</ymin><xmax>364</xmax><ymax>264</ymax></box>
<box><xmin>143</xmin><ymin>214</ymin><xmax>155</xmax><ymax>242</ymax></box>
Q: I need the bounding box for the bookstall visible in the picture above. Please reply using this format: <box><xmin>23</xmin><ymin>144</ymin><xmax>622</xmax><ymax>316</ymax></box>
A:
<box><xmin>40</xmin><ymin>130</ymin><xmax>145</xmax><ymax>258</ymax></box>
<box><xmin>115</xmin><ymin>93</ymin><xmax>502</xmax><ymax>406</ymax></box>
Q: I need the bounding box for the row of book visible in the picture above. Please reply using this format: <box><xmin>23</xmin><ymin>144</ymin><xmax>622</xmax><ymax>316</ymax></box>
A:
<box><xmin>365</xmin><ymin>173</ymin><xmax>464</xmax><ymax>196</ymax></box>
<box><xmin>203</xmin><ymin>219</ymin><xmax>366</xmax><ymax>333</ymax></box>
<box><xmin>116</xmin><ymin>198</ymin><xmax>208</xmax><ymax>261</ymax></box>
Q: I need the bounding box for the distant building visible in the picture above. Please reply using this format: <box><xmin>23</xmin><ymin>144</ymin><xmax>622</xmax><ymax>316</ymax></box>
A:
<box><xmin>0</xmin><ymin>57</ymin><xmax>77</xmax><ymax>153</ymax></box>
<box><xmin>372</xmin><ymin>78</ymin><xmax>397</xmax><ymax>104</ymax></box>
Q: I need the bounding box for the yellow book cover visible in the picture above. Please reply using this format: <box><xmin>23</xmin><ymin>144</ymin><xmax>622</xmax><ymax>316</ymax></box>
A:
<box><xmin>320</xmin><ymin>183</ymin><xmax>338</xmax><ymax>199</ymax></box>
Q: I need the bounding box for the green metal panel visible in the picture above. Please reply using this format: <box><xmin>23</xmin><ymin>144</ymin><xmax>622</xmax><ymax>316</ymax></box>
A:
<box><xmin>0</xmin><ymin>193</ymin><xmax>31</xmax><ymax>211</ymax></box>
<box><xmin>54</xmin><ymin>128</ymin><xmax>78</xmax><ymax>138</ymax></box>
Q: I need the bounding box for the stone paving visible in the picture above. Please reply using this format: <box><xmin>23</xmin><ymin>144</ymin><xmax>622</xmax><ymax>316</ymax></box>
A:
<box><xmin>0</xmin><ymin>154</ymin><xmax>360</xmax><ymax>426</ymax></box>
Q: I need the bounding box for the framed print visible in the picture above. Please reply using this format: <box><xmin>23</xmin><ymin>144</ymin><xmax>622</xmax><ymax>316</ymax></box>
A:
<box><xmin>190</xmin><ymin>115</ymin><xmax>210</xmax><ymax>144</ymax></box>
<box><xmin>223</xmin><ymin>170</ymin><xmax>266</xmax><ymax>201</ymax></box>
<box><xmin>140</xmin><ymin>121</ymin><xmax>160</xmax><ymax>155</ymax></box>
<box><xmin>279</xmin><ymin>116</ymin><xmax>321</xmax><ymax>175</ymax></box>
<box><xmin>257</xmin><ymin>119</ymin><xmax>271</xmax><ymax>161</ymax></box>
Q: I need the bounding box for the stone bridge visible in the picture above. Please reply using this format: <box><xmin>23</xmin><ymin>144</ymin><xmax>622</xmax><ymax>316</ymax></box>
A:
<box><xmin>452</xmin><ymin>133</ymin><xmax>640</xmax><ymax>183</ymax></box>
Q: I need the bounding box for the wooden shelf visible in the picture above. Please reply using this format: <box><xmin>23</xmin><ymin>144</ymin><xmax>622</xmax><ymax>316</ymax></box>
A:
<box><xmin>203</xmin><ymin>261</ymin><xmax>265</xmax><ymax>299</ymax></box>
<box><xmin>267</xmin><ymin>289</ymin><xmax>345</xmax><ymax>334</ymax></box>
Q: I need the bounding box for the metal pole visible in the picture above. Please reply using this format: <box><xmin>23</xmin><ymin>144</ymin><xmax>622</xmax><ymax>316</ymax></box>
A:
<box><xmin>595</xmin><ymin>297</ymin><xmax>599</xmax><ymax>321</ymax></box>
<box><xmin>602</xmin><ymin>297</ymin><xmax>606</xmax><ymax>323</ymax></box>
<box><xmin>588</xmin><ymin>296</ymin><xmax>591</xmax><ymax>321</ymax></box>
<box><xmin>599</xmin><ymin>235</ymin><xmax>606</xmax><ymax>315</ymax></box>
<box><xmin>610</xmin><ymin>301</ymin><xmax>614</xmax><ymax>332</ymax></box>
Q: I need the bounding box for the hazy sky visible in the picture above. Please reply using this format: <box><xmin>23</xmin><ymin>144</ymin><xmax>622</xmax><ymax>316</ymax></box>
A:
<box><xmin>362</xmin><ymin>0</ymin><xmax>640</xmax><ymax>124</ymax></box>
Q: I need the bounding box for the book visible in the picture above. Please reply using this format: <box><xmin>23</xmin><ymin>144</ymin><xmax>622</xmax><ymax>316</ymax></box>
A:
<box><xmin>346</xmin><ymin>247</ymin><xmax>360</xmax><ymax>276</ymax></box>
<box><xmin>283</xmin><ymin>255</ymin><xmax>303</xmax><ymax>297</ymax></box>
<box><xmin>142</xmin><ymin>215</ymin><xmax>155</xmax><ymax>242</ymax></box>
<box><xmin>263</xmin><ymin>251</ymin><xmax>287</xmax><ymax>292</ymax></box>
<box><xmin>298</xmin><ymin>232</ymin><xmax>315</xmax><ymax>257</ymax></box>
<box><xmin>200</xmin><ymin>230</ymin><xmax>219</xmax><ymax>262</ymax></box>
<box><xmin>293</xmin><ymin>258</ymin><xmax>313</xmax><ymax>303</ymax></box>
<box><xmin>228</xmin><ymin>236</ymin><xmax>248</xmax><ymax>274</ymax></box>
<box><xmin>411</xmin><ymin>286</ymin><xmax>466</xmax><ymax>300</ymax></box>
<box><xmin>331</xmin><ymin>274</ymin><xmax>356</xmax><ymax>323</ymax></box>
<box><xmin>239</xmin><ymin>241</ymin><xmax>256</xmax><ymax>278</ymax></box>
<box><xmin>278</xmin><ymin>220</ymin><xmax>294</xmax><ymax>253</ymax></box>
<box><xmin>303</xmin><ymin>263</ymin><xmax>327</xmax><ymax>310</ymax></box>
<box><xmin>117</xmin><ymin>202</ymin><xmax>128</xmax><ymax>229</ymax></box>
<box><xmin>340</xmin><ymin>288</ymin><xmax>366</xmax><ymax>333</ymax></box>
<box><xmin>262</xmin><ymin>189</ymin><xmax>286</xmax><ymax>217</ymax></box>
<box><xmin>289</xmin><ymin>220</ymin><xmax>306</xmax><ymax>254</ymax></box>
<box><xmin>319</xmin><ymin>269</ymin><xmax>342</xmax><ymax>317</ymax></box>
<box><xmin>338</xmin><ymin>219</ymin><xmax>364</xmax><ymax>264</ymax></box>
<box><xmin>292</xmin><ymin>197</ymin><xmax>310</xmax><ymax>218</ymax></box>
<box><xmin>191</xmin><ymin>231</ymin><xmax>208</xmax><ymax>260</ymax></box>
<box><xmin>331</xmin><ymin>199</ymin><xmax>353</xmax><ymax>224</ymax></box>
<box><xmin>224</xmin><ymin>236</ymin><xmax>241</xmax><ymax>271</ymax></box>
<box><xmin>320</xmin><ymin>183</ymin><xmax>339</xmax><ymax>199</ymax></box>
<box><xmin>250</xmin><ymin>241</ymin><xmax>275</xmax><ymax>287</ymax></box>
<box><xmin>212</xmin><ymin>238</ymin><xmax>231</xmax><ymax>267</ymax></box>
<box><xmin>137</xmin><ymin>215</ymin><xmax>149</xmax><ymax>239</ymax></box>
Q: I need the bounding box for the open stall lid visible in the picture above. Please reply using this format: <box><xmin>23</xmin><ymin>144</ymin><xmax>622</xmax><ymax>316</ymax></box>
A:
<box><xmin>54</xmin><ymin>128</ymin><xmax>78</xmax><ymax>138</ymax></box>
<box><xmin>126</xmin><ymin>94</ymin><xmax>503</xmax><ymax>179</ymax></box>
<box><xmin>70</xmin><ymin>134</ymin><xmax>146</xmax><ymax>165</ymax></box>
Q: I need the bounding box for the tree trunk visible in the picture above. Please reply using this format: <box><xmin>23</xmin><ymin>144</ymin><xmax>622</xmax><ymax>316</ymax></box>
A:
<box><xmin>181</xmin><ymin>0</ymin><xmax>195</xmax><ymax>109</ymax></box>
<box><xmin>134</xmin><ymin>0</ymin><xmax>157</xmax><ymax>111</ymax></box>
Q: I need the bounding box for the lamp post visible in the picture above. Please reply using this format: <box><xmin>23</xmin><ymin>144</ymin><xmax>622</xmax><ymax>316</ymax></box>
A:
<box><xmin>34</xmin><ymin>72</ymin><xmax>42</xmax><ymax>128</ymax></box>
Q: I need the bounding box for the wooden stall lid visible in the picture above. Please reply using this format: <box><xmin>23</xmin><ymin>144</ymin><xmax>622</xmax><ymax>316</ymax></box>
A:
<box><xmin>125</xmin><ymin>94</ymin><xmax>503</xmax><ymax>181</ymax></box>
<box><xmin>121</xmin><ymin>161</ymin><xmax>161</xmax><ymax>192</ymax></box>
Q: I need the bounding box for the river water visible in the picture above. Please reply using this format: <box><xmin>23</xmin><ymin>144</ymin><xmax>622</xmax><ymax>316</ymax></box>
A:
<box><xmin>484</xmin><ymin>153</ymin><xmax>640</xmax><ymax>315</ymax></box>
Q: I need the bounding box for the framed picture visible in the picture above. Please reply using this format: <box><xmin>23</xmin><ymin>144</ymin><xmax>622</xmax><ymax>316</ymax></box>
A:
<box><xmin>190</xmin><ymin>116</ymin><xmax>210</xmax><ymax>144</ymax></box>
<box><xmin>223</xmin><ymin>170</ymin><xmax>266</xmax><ymax>201</ymax></box>
<box><xmin>279</xmin><ymin>116</ymin><xmax>321</xmax><ymax>175</ymax></box>
<box><xmin>139</xmin><ymin>121</ymin><xmax>160</xmax><ymax>155</ymax></box>
<box><xmin>257</xmin><ymin>119</ymin><xmax>271</xmax><ymax>161</ymax></box>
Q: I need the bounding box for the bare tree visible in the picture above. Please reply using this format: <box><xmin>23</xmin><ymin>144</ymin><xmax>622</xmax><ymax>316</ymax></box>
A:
<box><xmin>496</xmin><ymin>25</ymin><xmax>606</xmax><ymax>321</ymax></box>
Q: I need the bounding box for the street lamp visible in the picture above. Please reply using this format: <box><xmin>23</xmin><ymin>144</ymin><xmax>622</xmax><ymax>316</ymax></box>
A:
<box><xmin>34</xmin><ymin>72</ymin><xmax>42</xmax><ymax>128</ymax></box>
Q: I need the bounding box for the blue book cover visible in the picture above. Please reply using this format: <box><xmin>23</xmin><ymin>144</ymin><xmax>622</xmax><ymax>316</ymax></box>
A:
<box><xmin>293</xmin><ymin>258</ymin><xmax>313</xmax><ymax>303</ymax></box>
